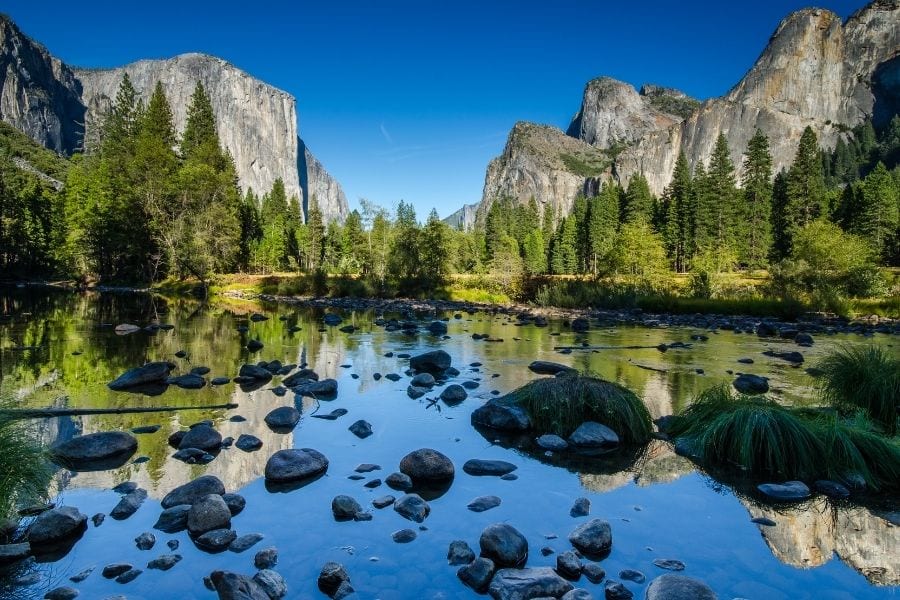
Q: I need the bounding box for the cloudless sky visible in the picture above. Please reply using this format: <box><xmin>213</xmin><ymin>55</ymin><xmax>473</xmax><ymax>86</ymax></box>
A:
<box><xmin>3</xmin><ymin>0</ymin><xmax>864</xmax><ymax>218</ymax></box>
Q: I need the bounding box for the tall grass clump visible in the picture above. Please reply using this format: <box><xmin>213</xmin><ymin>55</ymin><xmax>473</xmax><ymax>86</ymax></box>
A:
<box><xmin>817</xmin><ymin>345</ymin><xmax>899</xmax><ymax>435</ymax></box>
<box><xmin>808</xmin><ymin>413</ymin><xmax>900</xmax><ymax>491</ymax></box>
<box><xmin>668</xmin><ymin>386</ymin><xmax>824</xmax><ymax>481</ymax></box>
<box><xmin>0</xmin><ymin>404</ymin><xmax>52</xmax><ymax>520</ymax></box>
<box><xmin>504</xmin><ymin>374</ymin><xmax>652</xmax><ymax>444</ymax></box>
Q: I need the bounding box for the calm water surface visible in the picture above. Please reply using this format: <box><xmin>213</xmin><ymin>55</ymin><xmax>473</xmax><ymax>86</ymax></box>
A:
<box><xmin>0</xmin><ymin>288</ymin><xmax>897</xmax><ymax>599</ymax></box>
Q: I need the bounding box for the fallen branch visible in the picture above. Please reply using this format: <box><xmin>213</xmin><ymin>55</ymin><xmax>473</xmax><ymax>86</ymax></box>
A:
<box><xmin>553</xmin><ymin>344</ymin><xmax>663</xmax><ymax>351</ymax></box>
<box><xmin>0</xmin><ymin>403</ymin><xmax>239</xmax><ymax>419</ymax></box>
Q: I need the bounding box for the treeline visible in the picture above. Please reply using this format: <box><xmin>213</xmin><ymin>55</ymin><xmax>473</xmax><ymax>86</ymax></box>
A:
<box><xmin>0</xmin><ymin>72</ymin><xmax>897</xmax><ymax>309</ymax></box>
<box><xmin>475</xmin><ymin>120</ymin><xmax>899</xmax><ymax>302</ymax></box>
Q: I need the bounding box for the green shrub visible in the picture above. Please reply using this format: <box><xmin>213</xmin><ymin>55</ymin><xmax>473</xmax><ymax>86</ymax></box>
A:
<box><xmin>669</xmin><ymin>386</ymin><xmax>824</xmax><ymax>481</ymax></box>
<box><xmin>504</xmin><ymin>374</ymin><xmax>652</xmax><ymax>443</ymax></box>
<box><xmin>817</xmin><ymin>345</ymin><xmax>899</xmax><ymax>435</ymax></box>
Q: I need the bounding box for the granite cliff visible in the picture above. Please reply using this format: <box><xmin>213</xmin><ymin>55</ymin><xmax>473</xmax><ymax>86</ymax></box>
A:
<box><xmin>0</xmin><ymin>15</ymin><xmax>349</xmax><ymax>223</ymax></box>
<box><xmin>473</xmin><ymin>0</ymin><xmax>900</xmax><ymax>222</ymax></box>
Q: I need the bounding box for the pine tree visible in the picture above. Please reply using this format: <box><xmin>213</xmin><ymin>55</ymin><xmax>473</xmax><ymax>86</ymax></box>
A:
<box><xmin>850</xmin><ymin>162</ymin><xmax>899</xmax><ymax>261</ymax></box>
<box><xmin>388</xmin><ymin>200</ymin><xmax>420</xmax><ymax>283</ymax></box>
<box><xmin>622</xmin><ymin>173</ymin><xmax>653</xmax><ymax>224</ymax></box>
<box><xmin>181</xmin><ymin>82</ymin><xmax>220</xmax><ymax>165</ymax></box>
<box><xmin>550</xmin><ymin>215</ymin><xmax>578</xmax><ymax>274</ymax></box>
<box><xmin>690</xmin><ymin>161</ymin><xmax>713</xmax><ymax>256</ymax></box>
<box><xmin>741</xmin><ymin>130</ymin><xmax>773</xmax><ymax>268</ymax></box>
<box><xmin>342</xmin><ymin>209</ymin><xmax>366</xmax><ymax>273</ymax></box>
<box><xmin>420</xmin><ymin>209</ymin><xmax>451</xmax><ymax>287</ymax></box>
<box><xmin>522</xmin><ymin>228</ymin><xmax>547</xmax><ymax>275</ymax></box>
<box><xmin>706</xmin><ymin>133</ymin><xmax>738</xmax><ymax>251</ymax></box>
<box><xmin>664</xmin><ymin>153</ymin><xmax>692</xmax><ymax>271</ymax></box>
<box><xmin>770</xmin><ymin>170</ymin><xmax>790</xmax><ymax>260</ymax></box>
<box><xmin>783</xmin><ymin>126</ymin><xmax>826</xmax><ymax>253</ymax></box>
<box><xmin>587</xmin><ymin>181</ymin><xmax>619</xmax><ymax>274</ymax></box>
<box><xmin>305</xmin><ymin>196</ymin><xmax>325</xmax><ymax>271</ymax></box>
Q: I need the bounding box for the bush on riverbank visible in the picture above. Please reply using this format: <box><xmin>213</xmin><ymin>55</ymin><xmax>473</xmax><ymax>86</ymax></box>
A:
<box><xmin>505</xmin><ymin>374</ymin><xmax>653</xmax><ymax>444</ymax></box>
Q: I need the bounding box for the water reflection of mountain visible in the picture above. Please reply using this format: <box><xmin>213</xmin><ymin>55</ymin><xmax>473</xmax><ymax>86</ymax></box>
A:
<box><xmin>743</xmin><ymin>497</ymin><xmax>899</xmax><ymax>586</ymax></box>
<box><xmin>578</xmin><ymin>440</ymin><xmax>694</xmax><ymax>493</ymax></box>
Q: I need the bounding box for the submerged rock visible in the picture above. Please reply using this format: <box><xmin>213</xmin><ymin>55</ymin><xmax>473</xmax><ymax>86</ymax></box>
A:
<box><xmin>108</xmin><ymin>362</ymin><xmax>173</xmax><ymax>390</ymax></box>
<box><xmin>528</xmin><ymin>361</ymin><xmax>575</xmax><ymax>375</ymax></box>
<box><xmin>757</xmin><ymin>481</ymin><xmax>810</xmax><ymax>501</ymax></box>
<box><xmin>399</xmin><ymin>448</ymin><xmax>455</xmax><ymax>481</ymax></box>
<box><xmin>178</xmin><ymin>424</ymin><xmax>222</xmax><ymax>451</ymax></box>
<box><xmin>463</xmin><ymin>459</ymin><xmax>517</xmax><ymax>477</ymax></box>
<box><xmin>194</xmin><ymin>528</ymin><xmax>237</xmax><ymax>553</ymax></box>
<box><xmin>448</xmin><ymin>540</ymin><xmax>477</xmax><ymax>565</ymax></box>
<box><xmin>479</xmin><ymin>523</ymin><xmax>528</xmax><ymax>568</ymax></box>
<box><xmin>732</xmin><ymin>373</ymin><xmax>769</xmax><ymax>394</ymax></box>
<box><xmin>393</xmin><ymin>494</ymin><xmax>430</xmax><ymax>523</ymax></box>
<box><xmin>110</xmin><ymin>488</ymin><xmax>147</xmax><ymax>520</ymax></box>
<box><xmin>161</xmin><ymin>476</ymin><xmax>225</xmax><ymax>509</ymax></box>
<box><xmin>468</xmin><ymin>495</ymin><xmax>502</xmax><ymax>512</ymax></box>
<box><xmin>645</xmin><ymin>573</ymin><xmax>717</xmax><ymax>600</ymax></box>
<box><xmin>318</xmin><ymin>562</ymin><xmax>351</xmax><ymax>597</ymax></box>
<box><xmin>264</xmin><ymin>406</ymin><xmax>301</xmax><ymax>430</ymax></box>
<box><xmin>410</xmin><ymin>350</ymin><xmax>452</xmax><ymax>373</ymax></box>
<box><xmin>458</xmin><ymin>557</ymin><xmax>496</xmax><ymax>592</ymax></box>
<box><xmin>264</xmin><ymin>448</ymin><xmax>329</xmax><ymax>483</ymax></box>
<box><xmin>253</xmin><ymin>569</ymin><xmax>287</xmax><ymax>599</ymax></box>
<box><xmin>210</xmin><ymin>570</ymin><xmax>270</xmax><ymax>600</ymax></box>
<box><xmin>52</xmin><ymin>432</ymin><xmax>138</xmax><ymax>470</ymax></box>
<box><xmin>471</xmin><ymin>399</ymin><xmax>532</xmax><ymax>431</ymax></box>
<box><xmin>567</xmin><ymin>422</ymin><xmax>619</xmax><ymax>449</ymax></box>
<box><xmin>488</xmin><ymin>567</ymin><xmax>573</xmax><ymax>600</ymax></box>
<box><xmin>568</xmin><ymin>519</ymin><xmax>612</xmax><ymax>557</ymax></box>
<box><xmin>28</xmin><ymin>506</ymin><xmax>87</xmax><ymax>545</ymax></box>
<box><xmin>348</xmin><ymin>420</ymin><xmax>373</xmax><ymax>439</ymax></box>
<box><xmin>440</xmin><ymin>384</ymin><xmax>469</xmax><ymax>404</ymax></box>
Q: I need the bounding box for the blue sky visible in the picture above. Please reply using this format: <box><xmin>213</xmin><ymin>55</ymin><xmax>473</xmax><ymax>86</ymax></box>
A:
<box><xmin>4</xmin><ymin>0</ymin><xmax>863</xmax><ymax>218</ymax></box>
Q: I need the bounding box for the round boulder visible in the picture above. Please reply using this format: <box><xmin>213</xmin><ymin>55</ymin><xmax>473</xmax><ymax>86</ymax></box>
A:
<box><xmin>27</xmin><ymin>506</ymin><xmax>87</xmax><ymax>545</ymax></box>
<box><xmin>568</xmin><ymin>518</ymin><xmax>612</xmax><ymax>557</ymax></box>
<box><xmin>479</xmin><ymin>523</ymin><xmax>528</xmax><ymax>568</ymax></box>
<box><xmin>187</xmin><ymin>494</ymin><xmax>231</xmax><ymax>536</ymax></box>
<box><xmin>264</xmin><ymin>407</ymin><xmax>301</xmax><ymax>431</ymax></box>
<box><xmin>264</xmin><ymin>448</ymin><xmax>329</xmax><ymax>483</ymax></box>
<box><xmin>399</xmin><ymin>448</ymin><xmax>454</xmax><ymax>482</ymax></box>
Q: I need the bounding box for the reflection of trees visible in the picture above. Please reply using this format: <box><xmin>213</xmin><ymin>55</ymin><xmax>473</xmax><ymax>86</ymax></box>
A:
<box><xmin>742</xmin><ymin>497</ymin><xmax>899</xmax><ymax>586</ymax></box>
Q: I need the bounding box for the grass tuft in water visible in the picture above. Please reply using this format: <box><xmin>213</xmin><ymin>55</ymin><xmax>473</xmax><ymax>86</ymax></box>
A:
<box><xmin>816</xmin><ymin>345</ymin><xmax>899</xmax><ymax>435</ymax></box>
<box><xmin>668</xmin><ymin>386</ymin><xmax>824</xmax><ymax>481</ymax></box>
<box><xmin>504</xmin><ymin>373</ymin><xmax>652</xmax><ymax>443</ymax></box>
<box><xmin>808</xmin><ymin>413</ymin><xmax>900</xmax><ymax>491</ymax></box>
<box><xmin>0</xmin><ymin>402</ymin><xmax>52</xmax><ymax>520</ymax></box>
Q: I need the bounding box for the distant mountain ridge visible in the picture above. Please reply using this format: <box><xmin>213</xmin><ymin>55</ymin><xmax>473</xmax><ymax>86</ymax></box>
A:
<box><xmin>0</xmin><ymin>15</ymin><xmax>349</xmax><ymax>223</ymax></box>
<box><xmin>468</xmin><ymin>0</ymin><xmax>900</xmax><ymax>226</ymax></box>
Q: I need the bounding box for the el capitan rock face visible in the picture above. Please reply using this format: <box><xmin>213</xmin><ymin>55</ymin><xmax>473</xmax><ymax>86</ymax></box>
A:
<box><xmin>0</xmin><ymin>18</ymin><xmax>349</xmax><ymax>224</ymax></box>
<box><xmin>471</xmin><ymin>0</ymin><xmax>900</xmax><ymax>221</ymax></box>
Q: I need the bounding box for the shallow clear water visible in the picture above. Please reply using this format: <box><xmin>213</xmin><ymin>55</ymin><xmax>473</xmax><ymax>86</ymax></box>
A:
<box><xmin>0</xmin><ymin>288</ymin><xmax>897</xmax><ymax>599</ymax></box>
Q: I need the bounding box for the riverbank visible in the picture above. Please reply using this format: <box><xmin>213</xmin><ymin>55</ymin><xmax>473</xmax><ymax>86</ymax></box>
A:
<box><xmin>221</xmin><ymin>289</ymin><xmax>899</xmax><ymax>337</ymax></box>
